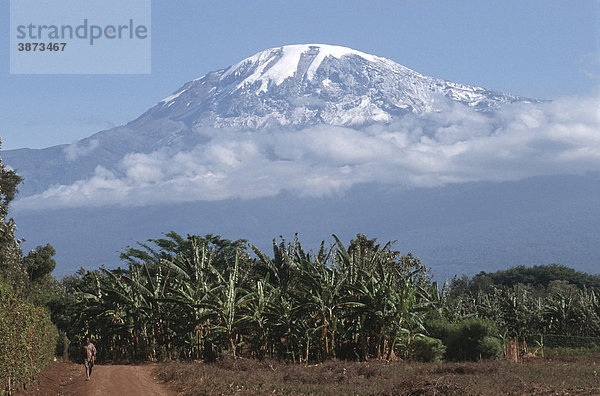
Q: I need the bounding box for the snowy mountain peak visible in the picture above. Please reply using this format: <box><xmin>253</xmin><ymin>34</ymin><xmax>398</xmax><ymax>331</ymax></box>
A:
<box><xmin>219</xmin><ymin>44</ymin><xmax>383</xmax><ymax>92</ymax></box>
<box><xmin>152</xmin><ymin>43</ymin><xmax>531</xmax><ymax>129</ymax></box>
<box><xmin>3</xmin><ymin>44</ymin><xmax>544</xmax><ymax>201</ymax></box>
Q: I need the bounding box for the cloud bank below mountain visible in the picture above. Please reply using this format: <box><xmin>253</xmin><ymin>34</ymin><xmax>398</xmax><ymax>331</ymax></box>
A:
<box><xmin>15</xmin><ymin>96</ymin><xmax>600</xmax><ymax>210</ymax></box>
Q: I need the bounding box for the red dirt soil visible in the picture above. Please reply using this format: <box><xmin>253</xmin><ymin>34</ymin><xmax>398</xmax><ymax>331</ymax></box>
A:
<box><xmin>17</xmin><ymin>361</ymin><xmax>175</xmax><ymax>396</ymax></box>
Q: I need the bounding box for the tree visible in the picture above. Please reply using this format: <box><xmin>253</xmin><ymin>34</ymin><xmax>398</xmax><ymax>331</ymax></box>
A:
<box><xmin>24</xmin><ymin>244</ymin><xmax>57</xmax><ymax>283</ymax></box>
<box><xmin>0</xmin><ymin>142</ymin><xmax>22</xmax><ymax>210</ymax></box>
<box><xmin>472</xmin><ymin>264</ymin><xmax>600</xmax><ymax>290</ymax></box>
<box><xmin>0</xmin><ymin>139</ymin><xmax>58</xmax><ymax>394</ymax></box>
<box><xmin>0</xmin><ymin>138</ymin><xmax>26</xmax><ymax>289</ymax></box>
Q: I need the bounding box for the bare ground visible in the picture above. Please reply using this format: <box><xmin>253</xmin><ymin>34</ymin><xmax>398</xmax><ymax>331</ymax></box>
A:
<box><xmin>17</xmin><ymin>361</ymin><xmax>175</xmax><ymax>396</ymax></box>
<box><xmin>16</xmin><ymin>354</ymin><xmax>600</xmax><ymax>395</ymax></box>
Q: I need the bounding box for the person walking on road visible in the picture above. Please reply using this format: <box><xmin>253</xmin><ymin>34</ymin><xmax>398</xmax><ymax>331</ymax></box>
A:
<box><xmin>83</xmin><ymin>337</ymin><xmax>97</xmax><ymax>381</ymax></box>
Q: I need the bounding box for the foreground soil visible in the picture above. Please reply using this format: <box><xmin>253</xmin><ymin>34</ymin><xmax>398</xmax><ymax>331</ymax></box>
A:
<box><xmin>17</xmin><ymin>354</ymin><xmax>600</xmax><ymax>395</ymax></box>
<box><xmin>17</xmin><ymin>361</ymin><xmax>175</xmax><ymax>396</ymax></box>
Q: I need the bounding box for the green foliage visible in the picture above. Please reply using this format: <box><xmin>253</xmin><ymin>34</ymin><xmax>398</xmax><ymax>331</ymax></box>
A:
<box><xmin>544</xmin><ymin>345</ymin><xmax>600</xmax><ymax>357</ymax></box>
<box><xmin>51</xmin><ymin>228</ymin><xmax>600</xmax><ymax>364</ymax></box>
<box><xmin>426</xmin><ymin>320</ymin><xmax>454</xmax><ymax>345</ymax></box>
<box><xmin>46</xmin><ymin>268</ymin><xmax>86</xmax><ymax>359</ymax></box>
<box><xmin>44</xmin><ymin>227</ymin><xmax>600</xmax><ymax>365</ymax></box>
<box><xmin>0</xmin><ymin>140</ymin><xmax>25</xmax><ymax>290</ymax></box>
<box><xmin>0</xmin><ymin>277</ymin><xmax>58</xmax><ymax>394</ymax></box>
<box><xmin>471</xmin><ymin>264</ymin><xmax>600</xmax><ymax>291</ymax></box>
<box><xmin>411</xmin><ymin>336</ymin><xmax>446</xmax><ymax>362</ymax></box>
<box><xmin>477</xmin><ymin>336</ymin><xmax>503</xmax><ymax>360</ymax></box>
<box><xmin>427</xmin><ymin>318</ymin><xmax>502</xmax><ymax>361</ymax></box>
<box><xmin>0</xmin><ymin>144</ymin><xmax>59</xmax><ymax>394</ymax></box>
<box><xmin>24</xmin><ymin>244</ymin><xmax>56</xmax><ymax>283</ymax></box>
<box><xmin>59</xmin><ymin>232</ymin><xmax>430</xmax><ymax>363</ymax></box>
<box><xmin>0</xmin><ymin>140</ymin><xmax>22</xmax><ymax>209</ymax></box>
<box><xmin>445</xmin><ymin>263</ymin><xmax>600</xmax><ymax>343</ymax></box>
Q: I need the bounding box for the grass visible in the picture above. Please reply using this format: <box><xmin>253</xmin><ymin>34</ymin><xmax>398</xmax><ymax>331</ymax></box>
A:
<box><xmin>154</xmin><ymin>353</ymin><xmax>600</xmax><ymax>395</ymax></box>
<box><xmin>544</xmin><ymin>346</ymin><xmax>600</xmax><ymax>357</ymax></box>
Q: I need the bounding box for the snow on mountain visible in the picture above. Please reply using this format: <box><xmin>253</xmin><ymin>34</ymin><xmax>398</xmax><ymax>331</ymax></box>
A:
<box><xmin>219</xmin><ymin>44</ymin><xmax>380</xmax><ymax>92</ymax></box>
<box><xmin>4</xmin><ymin>44</ymin><xmax>539</xmax><ymax>198</ymax></box>
<box><xmin>146</xmin><ymin>44</ymin><xmax>531</xmax><ymax>130</ymax></box>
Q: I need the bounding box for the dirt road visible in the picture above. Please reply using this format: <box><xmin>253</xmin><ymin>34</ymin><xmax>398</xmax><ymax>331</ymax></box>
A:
<box><xmin>19</xmin><ymin>361</ymin><xmax>176</xmax><ymax>396</ymax></box>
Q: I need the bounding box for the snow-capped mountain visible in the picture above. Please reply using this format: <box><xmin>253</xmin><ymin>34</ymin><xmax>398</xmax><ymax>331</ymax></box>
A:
<box><xmin>145</xmin><ymin>44</ymin><xmax>529</xmax><ymax>129</ymax></box>
<box><xmin>3</xmin><ymin>44</ymin><xmax>534</xmax><ymax>197</ymax></box>
<box><xmin>5</xmin><ymin>44</ymin><xmax>600</xmax><ymax>283</ymax></box>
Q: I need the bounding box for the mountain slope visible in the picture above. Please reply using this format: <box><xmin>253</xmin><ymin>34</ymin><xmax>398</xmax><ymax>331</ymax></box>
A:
<box><xmin>12</xmin><ymin>175</ymin><xmax>600</xmax><ymax>279</ymax></box>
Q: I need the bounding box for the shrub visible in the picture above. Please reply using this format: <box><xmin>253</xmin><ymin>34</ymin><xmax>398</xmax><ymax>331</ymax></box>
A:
<box><xmin>477</xmin><ymin>336</ymin><xmax>503</xmax><ymax>360</ymax></box>
<box><xmin>411</xmin><ymin>336</ymin><xmax>446</xmax><ymax>362</ymax></box>
<box><xmin>426</xmin><ymin>318</ymin><xmax>502</xmax><ymax>361</ymax></box>
<box><xmin>0</xmin><ymin>277</ymin><xmax>58</xmax><ymax>394</ymax></box>
<box><xmin>426</xmin><ymin>320</ymin><xmax>454</xmax><ymax>343</ymax></box>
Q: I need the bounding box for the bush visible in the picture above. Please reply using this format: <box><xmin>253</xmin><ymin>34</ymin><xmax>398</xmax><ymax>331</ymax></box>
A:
<box><xmin>477</xmin><ymin>336</ymin><xmax>503</xmax><ymax>360</ymax></box>
<box><xmin>0</xmin><ymin>278</ymin><xmax>58</xmax><ymax>394</ymax></box>
<box><xmin>426</xmin><ymin>318</ymin><xmax>502</xmax><ymax>361</ymax></box>
<box><xmin>453</xmin><ymin>318</ymin><xmax>501</xmax><ymax>361</ymax></box>
<box><xmin>411</xmin><ymin>336</ymin><xmax>446</xmax><ymax>362</ymax></box>
<box><xmin>426</xmin><ymin>320</ymin><xmax>454</xmax><ymax>343</ymax></box>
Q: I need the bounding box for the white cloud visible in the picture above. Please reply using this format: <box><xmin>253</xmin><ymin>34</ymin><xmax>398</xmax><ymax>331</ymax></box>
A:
<box><xmin>64</xmin><ymin>139</ymin><xmax>99</xmax><ymax>161</ymax></box>
<box><xmin>16</xmin><ymin>96</ymin><xmax>600</xmax><ymax>209</ymax></box>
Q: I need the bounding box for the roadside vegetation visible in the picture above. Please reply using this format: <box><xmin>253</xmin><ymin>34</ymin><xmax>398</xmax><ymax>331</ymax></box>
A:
<box><xmin>0</xmin><ymin>139</ymin><xmax>58</xmax><ymax>394</ymax></box>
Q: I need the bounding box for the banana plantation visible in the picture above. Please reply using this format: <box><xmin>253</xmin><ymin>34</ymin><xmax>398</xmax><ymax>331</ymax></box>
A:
<box><xmin>53</xmin><ymin>232</ymin><xmax>600</xmax><ymax>363</ymax></box>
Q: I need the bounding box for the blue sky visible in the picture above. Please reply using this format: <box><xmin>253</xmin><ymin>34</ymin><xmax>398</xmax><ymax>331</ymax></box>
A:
<box><xmin>1</xmin><ymin>0</ymin><xmax>598</xmax><ymax>150</ymax></box>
